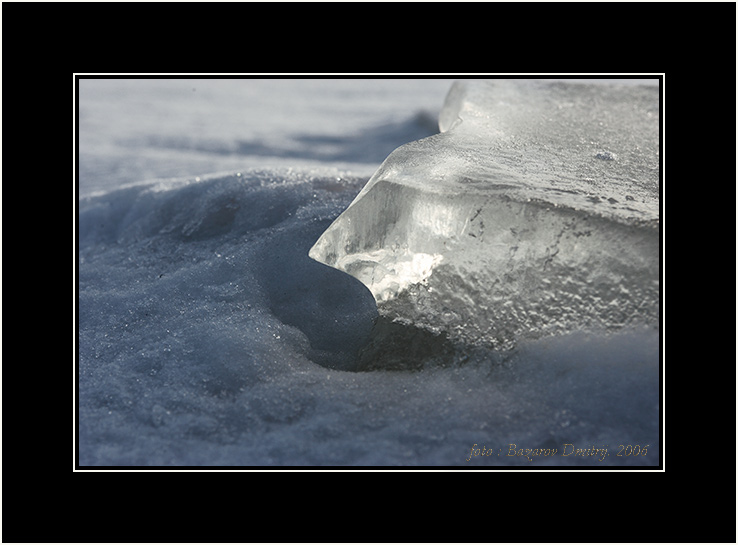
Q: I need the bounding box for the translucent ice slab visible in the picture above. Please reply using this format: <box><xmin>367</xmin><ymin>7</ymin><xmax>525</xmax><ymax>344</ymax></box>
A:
<box><xmin>309</xmin><ymin>80</ymin><xmax>660</xmax><ymax>348</ymax></box>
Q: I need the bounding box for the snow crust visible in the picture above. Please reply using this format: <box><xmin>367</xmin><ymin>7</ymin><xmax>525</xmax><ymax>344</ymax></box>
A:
<box><xmin>77</xmin><ymin>78</ymin><xmax>660</xmax><ymax>467</ymax></box>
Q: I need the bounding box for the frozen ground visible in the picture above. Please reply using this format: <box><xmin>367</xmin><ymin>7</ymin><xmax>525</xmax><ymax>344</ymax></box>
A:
<box><xmin>76</xmin><ymin>77</ymin><xmax>661</xmax><ymax>467</ymax></box>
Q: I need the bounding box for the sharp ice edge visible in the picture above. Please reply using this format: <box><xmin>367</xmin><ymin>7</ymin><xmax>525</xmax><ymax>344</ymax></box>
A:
<box><xmin>309</xmin><ymin>80</ymin><xmax>660</xmax><ymax>348</ymax></box>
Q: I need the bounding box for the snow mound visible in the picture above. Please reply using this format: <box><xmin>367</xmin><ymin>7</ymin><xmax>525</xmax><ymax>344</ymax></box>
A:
<box><xmin>79</xmin><ymin>170</ymin><xmax>379</xmax><ymax>375</ymax></box>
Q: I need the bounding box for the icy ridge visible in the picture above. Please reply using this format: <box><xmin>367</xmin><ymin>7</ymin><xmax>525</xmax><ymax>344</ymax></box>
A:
<box><xmin>310</xmin><ymin>80</ymin><xmax>660</xmax><ymax>348</ymax></box>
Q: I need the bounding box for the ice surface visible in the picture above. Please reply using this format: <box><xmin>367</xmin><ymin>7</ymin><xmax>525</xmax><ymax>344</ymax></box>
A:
<box><xmin>77</xmin><ymin>78</ymin><xmax>660</xmax><ymax>467</ymax></box>
<box><xmin>310</xmin><ymin>79</ymin><xmax>660</xmax><ymax>348</ymax></box>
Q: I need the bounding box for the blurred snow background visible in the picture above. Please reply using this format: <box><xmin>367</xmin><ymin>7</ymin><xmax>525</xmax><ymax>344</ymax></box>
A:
<box><xmin>78</xmin><ymin>79</ymin><xmax>452</xmax><ymax>196</ymax></box>
<box><xmin>76</xmin><ymin>77</ymin><xmax>660</xmax><ymax>467</ymax></box>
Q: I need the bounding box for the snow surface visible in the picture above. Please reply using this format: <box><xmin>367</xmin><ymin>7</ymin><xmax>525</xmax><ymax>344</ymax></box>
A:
<box><xmin>77</xmin><ymin>78</ymin><xmax>661</xmax><ymax>467</ymax></box>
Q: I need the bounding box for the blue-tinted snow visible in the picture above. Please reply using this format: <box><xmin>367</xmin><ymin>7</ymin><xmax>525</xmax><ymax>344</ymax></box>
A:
<box><xmin>77</xmin><ymin>78</ymin><xmax>660</xmax><ymax>467</ymax></box>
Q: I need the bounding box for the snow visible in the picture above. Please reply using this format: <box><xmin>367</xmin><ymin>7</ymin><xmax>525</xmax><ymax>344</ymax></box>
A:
<box><xmin>76</xmin><ymin>77</ymin><xmax>661</xmax><ymax>467</ymax></box>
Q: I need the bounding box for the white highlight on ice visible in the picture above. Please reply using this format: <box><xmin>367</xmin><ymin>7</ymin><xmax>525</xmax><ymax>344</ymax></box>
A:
<box><xmin>337</xmin><ymin>250</ymin><xmax>443</xmax><ymax>302</ymax></box>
